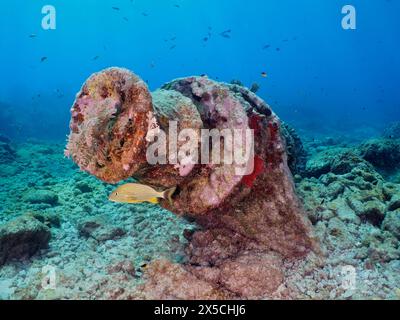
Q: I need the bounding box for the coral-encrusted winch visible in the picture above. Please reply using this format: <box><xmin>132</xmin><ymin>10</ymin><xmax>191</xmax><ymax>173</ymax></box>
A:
<box><xmin>66</xmin><ymin>67</ymin><xmax>319</xmax><ymax>299</ymax></box>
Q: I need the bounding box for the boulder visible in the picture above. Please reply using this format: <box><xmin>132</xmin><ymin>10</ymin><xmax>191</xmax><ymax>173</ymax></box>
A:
<box><xmin>382</xmin><ymin>209</ymin><xmax>400</xmax><ymax>239</ymax></box>
<box><xmin>0</xmin><ymin>215</ymin><xmax>51</xmax><ymax>265</ymax></box>
<box><xmin>78</xmin><ymin>216</ymin><xmax>126</xmax><ymax>242</ymax></box>
<box><xmin>359</xmin><ymin>139</ymin><xmax>400</xmax><ymax>171</ymax></box>
<box><xmin>305</xmin><ymin>149</ymin><xmax>371</xmax><ymax>178</ymax></box>
<box><xmin>280</xmin><ymin>122</ymin><xmax>307</xmax><ymax>176</ymax></box>
<box><xmin>23</xmin><ymin>190</ymin><xmax>59</xmax><ymax>206</ymax></box>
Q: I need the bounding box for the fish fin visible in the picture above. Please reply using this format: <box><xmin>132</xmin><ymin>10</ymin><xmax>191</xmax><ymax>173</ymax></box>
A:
<box><xmin>127</xmin><ymin>200</ymin><xmax>141</xmax><ymax>204</ymax></box>
<box><xmin>163</xmin><ymin>186</ymin><xmax>177</xmax><ymax>205</ymax></box>
<box><xmin>148</xmin><ymin>198</ymin><xmax>159</xmax><ymax>204</ymax></box>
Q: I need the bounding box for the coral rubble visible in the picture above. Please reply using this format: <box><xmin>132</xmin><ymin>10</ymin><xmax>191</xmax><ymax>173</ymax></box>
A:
<box><xmin>0</xmin><ymin>132</ymin><xmax>399</xmax><ymax>299</ymax></box>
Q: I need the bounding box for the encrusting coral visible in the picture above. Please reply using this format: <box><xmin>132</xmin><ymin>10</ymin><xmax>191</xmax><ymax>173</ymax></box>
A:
<box><xmin>66</xmin><ymin>67</ymin><xmax>319</xmax><ymax>299</ymax></box>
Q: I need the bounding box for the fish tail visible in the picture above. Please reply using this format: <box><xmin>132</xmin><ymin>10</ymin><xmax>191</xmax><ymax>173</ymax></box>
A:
<box><xmin>163</xmin><ymin>186</ymin><xmax>176</xmax><ymax>205</ymax></box>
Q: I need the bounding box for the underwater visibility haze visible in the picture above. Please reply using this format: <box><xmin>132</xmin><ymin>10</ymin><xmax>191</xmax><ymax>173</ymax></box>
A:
<box><xmin>0</xmin><ymin>0</ymin><xmax>400</xmax><ymax>300</ymax></box>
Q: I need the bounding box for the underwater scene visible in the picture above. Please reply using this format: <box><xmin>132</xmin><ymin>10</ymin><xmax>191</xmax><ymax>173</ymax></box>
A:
<box><xmin>0</xmin><ymin>0</ymin><xmax>400</xmax><ymax>301</ymax></box>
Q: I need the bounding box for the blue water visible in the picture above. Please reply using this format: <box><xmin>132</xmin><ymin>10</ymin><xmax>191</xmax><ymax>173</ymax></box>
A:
<box><xmin>0</xmin><ymin>0</ymin><xmax>399</xmax><ymax>140</ymax></box>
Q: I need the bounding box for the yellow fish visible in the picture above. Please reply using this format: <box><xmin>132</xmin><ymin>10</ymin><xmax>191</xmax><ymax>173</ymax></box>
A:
<box><xmin>108</xmin><ymin>183</ymin><xmax>176</xmax><ymax>205</ymax></box>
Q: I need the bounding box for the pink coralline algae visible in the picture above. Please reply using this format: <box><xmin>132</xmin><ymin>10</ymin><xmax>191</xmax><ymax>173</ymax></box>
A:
<box><xmin>66</xmin><ymin>68</ymin><xmax>152</xmax><ymax>184</ymax></box>
<box><xmin>66</xmin><ymin>67</ymin><xmax>320</xmax><ymax>299</ymax></box>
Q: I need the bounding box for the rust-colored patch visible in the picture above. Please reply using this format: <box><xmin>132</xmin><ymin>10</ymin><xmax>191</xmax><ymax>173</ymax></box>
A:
<box><xmin>248</xmin><ymin>114</ymin><xmax>263</xmax><ymax>135</ymax></box>
<box><xmin>241</xmin><ymin>155</ymin><xmax>265</xmax><ymax>188</ymax></box>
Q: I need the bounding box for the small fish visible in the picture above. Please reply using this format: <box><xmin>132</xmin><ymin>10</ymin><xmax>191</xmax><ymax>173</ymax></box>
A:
<box><xmin>92</xmin><ymin>55</ymin><xmax>100</xmax><ymax>61</ymax></box>
<box><xmin>55</xmin><ymin>89</ymin><xmax>64</xmax><ymax>98</ymax></box>
<box><xmin>123</xmin><ymin>17</ymin><xmax>129</xmax><ymax>22</ymax></box>
<box><xmin>40</xmin><ymin>57</ymin><xmax>47</xmax><ymax>62</ymax></box>
<box><xmin>29</xmin><ymin>34</ymin><xmax>37</xmax><ymax>38</ymax></box>
<box><xmin>169</xmin><ymin>44</ymin><xmax>176</xmax><ymax>50</ymax></box>
<box><xmin>109</xmin><ymin>183</ymin><xmax>176</xmax><ymax>205</ymax></box>
<box><xmin>220</xmin><ymin>29</ymin><xmax>232</xmax><ymax>38</ymax></box>
<box><xmin>203</xmin><ymin>37</ymin><xmax>209</xmax><ymax>42</ymax></box>
<box><xmin>261</xmin><ymin>72</ymin><xmax>267</xmax><ymax>78</ymax></box>
<box><xmin>276</xmin><ymin>47</ymin><xmax>281</xmax><ymax>51</ymax></box>
<box><xmin>142</xmin><ymin>12</ymin><xmax>149</xmax><ymax>16</ymax></box>
<box><xmin>250</xmin><ymin>83</ymin><xmax>260</xmax><ymax>93</ymax></box>
<box><xmin>262</xmin><ymin>44</ymin><xmax>270</xmax><ymax>50</ymax></box>
<box><xmin>112</xmin><ymin>7</ymin><xmax>120</xmax><ymax>11</ymax></box>
<box><xmin>174</xmin><ymin>4</ymin><xmax>180</xmax><ymax>8</ymax></box>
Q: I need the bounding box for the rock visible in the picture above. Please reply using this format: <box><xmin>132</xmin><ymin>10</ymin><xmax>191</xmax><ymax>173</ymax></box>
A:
<box><xmin>319</xmin><ymin>173</ymin><xmax>338</xmax><ymax>186</ymax></box>
<box><xmin>0</xmin><ymin>279</ymin><xmax>14</xmax><ymax>300</ymax></box>
<box><xmin>382</xmin><ymin>183</ymin><xmax>400</xmax><ymax>201</ymax></box>
<box><xmin>326</xmin><ymin>217</ymin><xmax>355</xmax><ymax>250</ymax></box>
<box><xmin>75</xmin><ymin>181</ymin><xmax>94</xmax><ymax>193</ymax></box>
<box><xmin>336</xmin><ymin>204</ymin><xmax>360</xmax><ymax>224</ymax></box>
<box><xmin>382</xmin><ymin>210</ymin><xmax>400</xmax><ymax>239</ymax></box>
<box><xmin>330</xmin><ymin>151</ymin><xmax>370</xmax><ymax>175</ymax></box>
<box><xmin>326</xmin><ymin>181</ymin><xmax>345</xmax><ymax>200</ymax></box>
<box><xmin>78</xmin><ymin>216</ymin><xmax>126</xmax><ymax>242</ymax></box>
<box><xmin>0</xmin><ymin>215</ymin><xmax>51</xmax><ymax>266</ymax></box>
<box><xmin>0</xmin><ymin>164</ymin><xmax>19</xmax><ymax>177</ymax></box>
<box><xmin>139</xmin><ymin>259</ymin><xmax>232</xmax><ymax>299</ymax></box>
<box><xmin>305</xmin><ymin>150</ymin><xmax>333</xmax><ymax>178</ymax></box>
<box><xmin>28</xmin><ymin>211</ymin><xmax>61</xmax><ymax>228</ymax></box>
<box><xmin>23</xmin><ymin>190</ymin><xmax>59</xmax><ymax>206</ymax></box>
<box><xmin>107</xmin><ymin>260</ymin><xmax>136</xmax><ymax>277</ymax></box>
<box><xmin>367</xmin><ymin>241</ymin><xmax>400</xmax><ymax>263</ymax></box>
<box><xmin>387</xmin><ymin>194</ymin><xmax>400</xmax><ymax>212</ymax></box>
<box><xmin>357</xmin><ymin>201</ymin><xmax>386</xmax><ymax>227</ymax></box>
<box><xmin>359</xmin><ymin>139</ymin><xmax>400</xmax><ymax>171</ymax></box>
<box><xmin>305</xmin><ymin>148</ymin><xmax>375</xmax><ymax>178</ymax></box>
<box><xmin>218</xmin><ymin>252</ymin><xmax>284</xmax><ymax>298</ymax></box>
<box><xmin>280</xmin><ymin>122</ymin><xmax>307</xmax><ymax>176</ymax></box>
<box><xmin>0</xmin><ymin>140</ymin><xmax>16</xmax><ymax>164</ymax></box>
